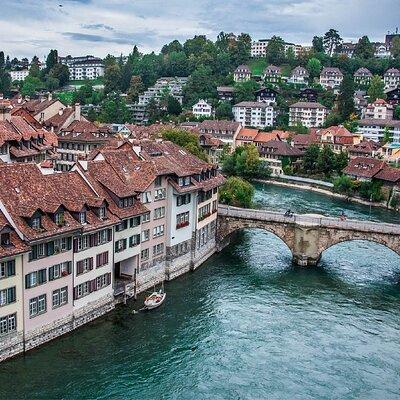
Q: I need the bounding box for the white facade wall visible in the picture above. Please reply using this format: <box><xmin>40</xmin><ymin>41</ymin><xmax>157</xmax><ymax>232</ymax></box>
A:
<box><xmin>10</xmin><ymin>70</ymin><xmax>29</xmax><ymax>81</ymax></box>
<box><xmin>233</xmin><ymin>105</ymin><xmax>275</xmax><ymax>128</ymax></box>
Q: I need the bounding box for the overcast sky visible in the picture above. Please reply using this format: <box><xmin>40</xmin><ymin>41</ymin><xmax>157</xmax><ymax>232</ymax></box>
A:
<box><xmin>2</xmin><ymin>0</ymin><xmax>400</xmax><ymax>60</ymax></box>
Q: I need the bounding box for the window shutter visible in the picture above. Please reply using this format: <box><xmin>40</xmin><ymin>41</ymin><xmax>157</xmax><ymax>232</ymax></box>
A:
<box><xmin>90</xmin><ymin>279</ymin><xmax>97</xmax><ymax>292</ymax></box>
<box><xmin>67</xmin><ymin>237</ymin><xmax>72</xmax><ymax>250</ymax></box>
<box><xmin>47</xmin><ymin>241</ymin><xmax>54</xmax><ymax>256</ymax></box>
<box><xmin>124</xmin><ymin>220</ymin><xmax>128</xmax><ymax>229</ymax></box>
<box><xmin>32</xmin><ymin>245</ymin><xmax>38</xmax><ymax>260</ymax></box>
<box><xmin>93</xmin><ymin>233</ymin><xmax>99</xmax><ymax>247</ymax></box>
<box><xmin>123</xmin><ymin>239</ymin><xmax>127</xmax><ymax>250</ymax></box>
<box><xmin>67</xmin><ymin>262</ymin><xmax>72</xmax><ymax>274</ymax></box>
<box><xmin>107</xmin><ymin>272</ymin><xmax>111</xmax><ymax>286</ymax></box>
<box><xmin>77</xmin><ymin>261</ymin><xmax>83</xmax><ymax>275</ymax></box>
<box><xmin>107</xmin><ymin>229</ymin><xmax>112</xmax><ymax>242</ymax></box>
<box><xmin>25</xmin><ymin>274</ymin><xmax>30</xmax><ymax>289</ymax></box>
<box><xmin>73</xmin><ymin>238</ymin><xmax>78</xmax><ymax>253</ymax></box>
<box><xmin>38</xmin><ymin>269</ymin><xmax>47</xmax><ymax>284</ymax></box>
<box><xmin>73</xmin><ymin>286</ymin><xmax>78</xmax><ymax>300</ymax></box>
<box><xmin>49</xmin><ymin>266</ymin><xmax>54</xmax><ymax>281</ymax></box>
<box><xmin>89</xmin><ymin>234</ymin><xmax>94</xmax><ymax>248</ymax></box>
<box><xmin>7</xmin><ymin>287</ymin><xmax>16</xmax><ymax>303</ymax></box>
<box><xmin>96</xmin><ymin>254</ymin><xmax>100</xmax><ymax>267</ymax></box>
<box><xmin>104</xmin><ymin>252</ymin><xmax>109</xmax><ymax>264</ymax></box>
<box><xmin>7</xmin><ymin>261</ymin><xmax>15</xmax><ymax>276</ymax></box>
<box><xmin>89</xmin><ymin>258</ymin><xmax>94</xmax><ymax>270</ymax></box>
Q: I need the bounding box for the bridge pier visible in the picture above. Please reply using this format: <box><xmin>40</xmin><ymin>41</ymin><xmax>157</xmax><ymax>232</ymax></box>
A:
<box><xmin>292</xmin><ymin>253</ymin><xmax>320</xmax><ymax>267</ymax></box>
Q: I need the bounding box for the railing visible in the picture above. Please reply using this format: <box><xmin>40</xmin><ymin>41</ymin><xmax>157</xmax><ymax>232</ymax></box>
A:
<box><xmin>218</xmin><ymin>205</ymin><xmax>400</xmax><ymax>235</ymax></box>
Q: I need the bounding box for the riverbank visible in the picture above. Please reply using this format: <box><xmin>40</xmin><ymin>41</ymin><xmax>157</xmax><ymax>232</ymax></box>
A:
<box><xmin>254</xmin><ymin>177</ymin><xmax>394</xmax><ymax>211</ymax></box>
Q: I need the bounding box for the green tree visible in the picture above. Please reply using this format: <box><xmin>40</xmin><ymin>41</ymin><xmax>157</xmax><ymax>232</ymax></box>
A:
<box><xmin>104</xmin><ymin>64</ymin><xmax>122</xmax><ymax>93</ymax></box>
<box><xmin>337</xmin><ymin>75</ymin><xmax>355</xmax><ymax>121</ymax></box>
<box><xmin>292</xmin><ymin>121</ymin><xmax>308</xmax><ymax>135</ymax></box>
<box><xmin>0</xmin><ymin>51</ymin><xmax>4</xmax><ymax>69</ymax></box>
<box><xmin>265</xmin><ymin>36</ymin><xmax>285</xmax><ymax>64</ymax></box>
<box><xmin>303</xmin><ymin>144</ymin><xmax>320</xmax><ymax>171</ymax></box>
<box><xmin>394</xmin><ymin>105</ymin><xmax>400</xmax><ymax>120</ymax></box>
<box><xmin>312</xmin><ymin>36</ymin><xmax>324</xmax><ymax>53</ymax></box>
<box><xmin>0</xmin><ymin>69</ymin><xmax>11</xmax><ymax>96</ymax></box>
<box><xmin>87</xmin><ymin>107</ymin><xmax>98</xmax><ymax>122</ymax></box>
<box><xmin>383</xmin><ymin>126</ymin><xmax>392</xmax><ymax>144</ymax></box>
<box><xmin>353</xmin><ymin>36</ymin><xmax>374</xmax><ymax>59</ymax></box>
<box><xmin>359</xmin><ymin>180</ymin><xmax>383</xmax><ymax>202</ymax></box>
<box><xmin>219</xmin><ymin>176</ymin><xmax>255</xmax><ymax>208</ymax></box>
<box><xmin>45</xmin><ymin>49</ymin><xmax>58</xmax><ymax>72</ymax></box>
<box><xmin>161</xmin><ymin>40</ymin><xmax>183</xmax><ymax>55</ymax></box>
<box><xmin>334</xmin><ymin>151</ymin><xmax>349</xmax><ymax>171</ymax></box>
<box><xmin>49</xmin><ymin>63</ymin><xmax>69</xmax><ymax>87</ymax></box>
<box><xmin>99</xmin><ymin>92</ymin><xmax>130</xmax><ymax>123</ymax></box>
<box><xmin>390</xmin><ymin>36</ymin><xmax>400</xmax><ymax>59</ymax></box>
<box><xmin>21</xmin><ymin>76</ymin><xmax>44</xmax><ymax>96</ymax></box>
<box><xmin>161</xmin><ymin>128</ymin><xmax>207</xmax><ymax>161</ymax></box>
<box><xmin>167</xmin><ymin>96</ymin><xmax>182</xmax><ymax>116</ymax></box>
<box><xmin>316</xmin><ymin>145</ymin><xmax>336</xmax><ymax>175</ymax></box>
<box><xmin>183</xmin><ymin>65</ymin><xmax>216</xmax><ymax>106</ymax></box>
<box><xmin>323</xmin><ymin>112</ymin><xmax>343</xmax><ymax>127</ymax></box>
<box><xmin>306</xmin><ymin>57</ymin><xmax>322</xmax><ymax>82</ymax></box>
<box><xmin>323</xmin><ymin>29</ymin><xmax>342</xmax><ymax>56</ymax></box>
<box><xmin>234</xmin><ymin>80</ymin><xmax>260</xmax><ymax>103</ymax></box>
<box><xmin>333</xmin><ymin>175</ymin><xmax>354</xmax><ymax>195</ymax></box>
<box><xmin>215</xmin><ymin>101</ymin><xmax>233</xmax><ymax>120</ymax></box>
<box><xmin>29</xmin><ymin>62</ymin><xmax>40</xmax><ymax>78</ymax></box>
<box><xmin>367</xmin><ymin>75</ymin><xmax>386</xmax><ymax>102</ymax></box>
<box><xmin>127</xmin><ymin>75</ymin><xmax>144</xmax><ymax>102</ymax></box>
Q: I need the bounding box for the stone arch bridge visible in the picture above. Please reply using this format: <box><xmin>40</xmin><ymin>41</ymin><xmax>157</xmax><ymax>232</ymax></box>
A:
<box><xmin>217</xmin><ymin>205</ymin><xmax>400</xmax><ymax>266</ymax></box>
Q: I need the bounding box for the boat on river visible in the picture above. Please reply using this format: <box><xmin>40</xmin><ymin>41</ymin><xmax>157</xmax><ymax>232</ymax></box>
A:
<box><xmin>143</xmin><ymin>289</ymin><xmax>166</xmax><ymax>310</ymax></box>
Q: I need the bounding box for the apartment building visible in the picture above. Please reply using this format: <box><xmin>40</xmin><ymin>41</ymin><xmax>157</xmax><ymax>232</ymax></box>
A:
<box><xmin>319</xmin><ymin>67</ymin><xmax>343</xmax><ymax>89</ymax></box>
<box><xmin>384</xmin><ymin>68</ymin><xmax>400</xmax><ymax>90</ymax></box>
<box><xmin>198</xmin><ymin>120</ymin><xmax>242</xmax><ymax>146</ymax></box>
<box><xmin>288</xmin><ymin>66</ymin><xmax>309</xmax><ymax>85</ymax></box>
<box><xmin>362</xmin><ymin>99</ymin><xmax>393</xmax><ymax>120</ymax></box>
<box><xmin>192</xmin><ymin>99</ymin><xmax>213</xmax><ymax>118</ymax></box>
<box><xmin>56</xmin><ymin>120</ymin><xmax>113</xmax><ymax>171</ymax></box>
<box><xmin>357</xmin><ymin>119</ymin><xmax>400</xmax><ymax>143</ymax></box>
<box><xmin>10</xmin><ymin>70</ymin><xmax>29</xmax><ymax>82</ymax></box>
<box><xmin>0</xmin><ymin>100</ymin><xmax>58</xmax><ymax>164</ymax></box>
<box><xmin>251</xmin><ymin>39</ymin><xmax>306</xmax><ymax>58</ymax></box>
<box><xmin>289</xmin><ymin>102</ymin><xmax>327</xmax><ymax>128</ymax></box>
<box><xmin>233</xmin><ymin>102</ymin><xmax>275</xmax><ymax>129</ymax></box>
<box><xmin>233</xmin><ymin>65</ymin><xmax>251</xmax><ymax>82</ymax></box>
<box><xmin>60</xmin><ymin>56</ymin><xmax>104</xmax><ymax>81</ymax></box>
<box><xmin>354</xmin><ymin>67</ymin><xmax>372</xmax><ymax>86</ymax></box>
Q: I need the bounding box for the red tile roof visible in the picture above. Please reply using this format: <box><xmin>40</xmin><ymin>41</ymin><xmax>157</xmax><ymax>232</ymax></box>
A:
<box><xmin>343</xmin><ymin>157</ymin><xmax>386</xmax><ymax>179</ymax></box>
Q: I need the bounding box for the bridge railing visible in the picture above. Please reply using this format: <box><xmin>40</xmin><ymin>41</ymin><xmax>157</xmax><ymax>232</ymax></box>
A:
<box><xmin>218</xmin><ymin>205</ymin><xmax>400</xmax><ymax>235</ymax></box>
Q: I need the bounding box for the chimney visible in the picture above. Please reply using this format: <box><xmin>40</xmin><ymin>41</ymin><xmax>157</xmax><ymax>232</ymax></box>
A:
<box><xmin>0</xmin><ymin>93</ymin><xmax>3</xmax><ymax>100</ymax></box>
<box><xmin>74</xmin><ymin>103</ymin><xmax>81</xmax><ymax>121</ymax></box>
<box><xmin>0</xmin><ymin>102</ymin><xmax>12</xmax><ymax>122</ymax></box>
<box><xmin>25</xmin><ymin>95</ymin><xmax>30</xmax><ymax>102</ymax></box>
<box><xmin>48</xmin><ymin>92</ymin><xmax>53</xmax><ymax>101</ymax></box>
<box><xmin>58</xmin><ymin>108</ymin><xmax>64</xmax><ymax>116</ymax></box>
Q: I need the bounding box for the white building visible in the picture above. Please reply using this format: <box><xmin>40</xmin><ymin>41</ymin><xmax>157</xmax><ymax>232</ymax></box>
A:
<box><xmin>288</xmin><ymin>66</ymin><xmax>309</xmax><ymax>85</ymax></box>
<box><xmin>251</xmin><ymin>39</ymin><xmax>307</xmax><ymax>58</ymax></box>
<box><xmin>10</xmin><ymin>70</ymin><xmax>29</xmax><ymax>81</ymax></box>
<box><xmin>384</xmin><ymin>68</ymin><xmax>400</xmax><ymax>90</ymax></box>
<box><xmin>60</xmin><ymin>56</ymin><xmax>104</xmax><ymax>81</ymax></box>
<box><xmin>354</xmin><ymin>67</ymin><xmax>372</xmax><ymax>86</ymax></box>
<box><xmin>319</xmin><ymin>67</ymin><xmax>343</xmax><ymax>89</ymax></box>
<box><xmin>357</xmin><ymin>119</ymin><xmax>400</xmax><ymax>143</ymax></box>
<box><xmin>233</xmin><ymin>65</ymin><xmax>251</xmax><ymax>82</ymax></box>
<box><xmin>192</xmin><ymin>100</ymin><xmax>213</xmax><ymax>118</ymax></box>
<box><xmin>362</xmin><ymin>99</ymin><xmax>393</xmax><ymax>120</ymax></box>
<box><xmin>233</xmin><ymin>101</ymin><xmax>275</xmax><ymax>129</ymax></box>
<box><xmin>289</xmin><ymin>102</ymin><xmax>327</xmax><ymax>128</ymax></box>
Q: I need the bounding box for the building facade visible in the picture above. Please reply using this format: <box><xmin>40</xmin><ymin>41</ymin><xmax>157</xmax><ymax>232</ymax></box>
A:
<box><xmin>233</xmin><ymin>102</ymin><xmax>275</xmax><ymax>129</ymax></box>
<box><xmin>289</xmin><ymin>102</ymin><xmax>327</xmax><ymax>128</ymax></box>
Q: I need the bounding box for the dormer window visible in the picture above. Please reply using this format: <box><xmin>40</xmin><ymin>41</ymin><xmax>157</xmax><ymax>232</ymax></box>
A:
<box><xmin>178</xmin><ymin>176</ymin><xmax>191</xmax><ymax>187</ymax></box>
<box><xmin>1</xmin><ymin>232</ymin><xmax>11</xmax><ymax>246</ymax></box>
<box><xmin>55</xmin><ymin>212</ymin><xmax>65</xmax><ymax>226</ymax></box>
<box><xmin>31</xmin><ymin>216</ymin><xmax>41</xmax><ymax>230</ymax></box>
<box><xmin>119</xmin><ymin>197</ymin><xmax>134</xmax><ymax>208</ymax></box>
<box><xmin>79</xmin><ymin>212</ymin><xmax>87</xmax><ymax>224</ymax></box>
<box><xmin>98</xmin><ymin>206</ymin><xmax>106</xmax><ymax>220</ymax></box>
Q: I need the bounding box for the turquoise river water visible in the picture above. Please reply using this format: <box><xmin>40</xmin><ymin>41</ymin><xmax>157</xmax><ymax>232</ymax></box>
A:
<box><xmin>0</xmin><ymin>183</ymin><xmax>399</xmax><ymax>399</ymax></box>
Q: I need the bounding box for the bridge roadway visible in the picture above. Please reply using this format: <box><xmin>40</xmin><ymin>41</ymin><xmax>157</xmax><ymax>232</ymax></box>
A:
<box><xmin>217</xmin><ymin>205</ymin><xmax>400</xmax><ymax>266</ymax></box>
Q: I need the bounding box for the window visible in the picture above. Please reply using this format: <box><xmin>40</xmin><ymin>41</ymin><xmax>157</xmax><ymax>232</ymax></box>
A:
<box><xmin>176</xmin><ymin>212</ymin><xmax>189</xmax><ymax>229</ymax></box>
<box><xmin>212</xmin><ymin>200</ymin><xmax>217</xmax><ymax>213</ymax></box>
<box><xmin>52</xmin><ymin>287</ymin><xmax>68</xmax><ymax>309</ymax></box>
<box><xmin>76</xmin><ymin>281</ymin><xmax>90</xmax><ymax>299</ymax></box>
<box><xmin>115</xmin><ymin>239</ymin><xmax>127</xmax><ymax>253</ymax></box>
<box><xmin>31</xmin><ymin>216</ymin><xmax>41</xmax><ymax>230</ymax></box>
<box><xmin>54</xmin><ymin>212</ymin><xmax>65</xmax><ymax>226</ymax></box>
<box><xmin>54</xmin><ymin>237</ymin><xmax>69</xmax><ymax>254</ymax></box>
<box><xmin>76</xmin><ymin>258</ymin><xmax>93</xmax><ymax>275</ymax></box>
<box><xmin>96</xmin><ymin>251</ymin><xmax>109</xmax><ymax>268</ymax></box>
<box><xmin>0</xmin><ymin>260</ymin><xmax>15</xmax><ymax>280</ymax></box>
<box><xmin>142</xmin><ymin>192</ymin><xmax>152</xmax><ymax>204</ymax></box>
<box><xmin>153</xmin><ymin>225</ymin><xmax>164</xmax><ymax>238</ymax></box>
<box><xmin>141</xmin><ymin>229</ymin><xmax>150</xmax><ymax>242</ymax></box>
<box><xmin>154</xmin><ymin>176</ymin><xmax>162</xmax><ymax>187</ymax></box>
<box><xmin>79</xmin><ymin>212</ymin><xmax>87</xmax><ymax>224</ymax></box>
<box><xmin>0</xmin><ymin>287</ymin><xmax>16</xmax><ymax>307</ymax></box>
<box><xmin>98</xmin><ymin>229</ymin><xmax>109</xmax><ymax>244</ymax></box>
<box><xmin>96</xmin><ymin>274</ymin><xmax>108</xmax><ymax>290</ymax></box>
<box><xmin>37</xmin><ymin>243</ymin><xmax>45</xmax><ymax>258</ymax></box>
<box><xmin>130</xmin><ymin>216</ymin><xmax>141</xmax><ymax>228</ymax></box>
<box><xmin>142</xmin><ymin>212</ymin><xmax>150</xmax><ymax>223</ymax></box>
<box><xmin>153</xmin><ymin>243</ymin><xmax>164</xmax><ymax>256</ymax></box>
<box><xmin>178</xmin><ymin>176</ymin><xmax>191</xmax><ymax>187</ymax></box>
<box><xmin>119</xmin><ymin>197</ymin><xmax>134</xmax><ymax>208</ymax></box>
<box><xmin>1</xmin><ymin>232</ymin><xmax>10</xmax><ymax>246</ymax></box>
<box><xmin>0</xmin><ymin>313</ymin><xmax>16</xmax><ymax>336</ymax></box>
<box><xmin>29</xmin><ymin>294</ymin><xmax>46</xmax><ymax>318</ymax></box>
<box><xmin>116</xmin><ymin>220</ymin><xmax>128</xmax><ymax>232</ymax></box>
<box><xmin>141</xmin><ymin>248</ymin><xmax>149</xmax><ymax>261</ymax></box>
<box><xmin>129</xmin><ymin>234</ymin><xmax>140</xmax><ymax>247</ymax></box>
<box><xmin>49</xmin><ymin>262</ymin><xmax>71</xmax><ymax>280</ymax></box>
<box><xmin>198</xmin><ymin>204</ymin><xmax>211</xmax><ymax>221</ymax></box>
<box><xmin>25</xmin><ymin>269</ymin><xmax>47</xmax><ymax>289</ymax></box>
<box><xmin>154</xmin><ymin>188</ymin><xmax>166</xmax><ymax>201</ymax></box>
<box><xmin>177</xmin><ymin>194</ymin><xmax>191</xmax><ymax>206</ymax></box>
<box><xmin>98</xmin><ymin>206</ymin><xmax>106</xmax><ymax>220</ymax></box>
<box><xmin>154</xmin><ymin>207</ymin><xmax>165</xmax><ymax>220</ymax></box>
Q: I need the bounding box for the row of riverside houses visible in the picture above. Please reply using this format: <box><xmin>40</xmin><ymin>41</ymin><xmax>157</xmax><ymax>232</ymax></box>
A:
<box><xmin>233</xmin><ymin>65</ymin><xmax>400</xmax><ymax>90</ymax></box>
<box><xmin>0</xmin><ymin>139</ymin><xmax>224</xmax><ymax>362</ymax></box>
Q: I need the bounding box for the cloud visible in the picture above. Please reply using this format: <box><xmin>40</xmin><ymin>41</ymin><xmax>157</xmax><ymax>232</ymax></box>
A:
<box><xmin>1</xmin><ymin>0</ymin><xmax>399</xmax><ymax>59</ymax></box>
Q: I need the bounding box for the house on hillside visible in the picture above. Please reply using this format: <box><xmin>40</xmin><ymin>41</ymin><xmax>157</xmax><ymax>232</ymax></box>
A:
<box><xmin>234</xmin><ymin>65</ymin><xmax>251</xmax><ymax>82</ymax></box>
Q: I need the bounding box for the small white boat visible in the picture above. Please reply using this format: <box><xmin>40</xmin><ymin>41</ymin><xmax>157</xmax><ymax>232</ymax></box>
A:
<box><xmin>144</xmin><ymin>289</ymin><xmax>166</xmax><ymax>310</ymax></box>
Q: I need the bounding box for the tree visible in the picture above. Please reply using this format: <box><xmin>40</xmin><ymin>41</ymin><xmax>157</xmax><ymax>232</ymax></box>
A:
<box><xmin>87</xmin><ymin>107</ymin><xmax>98</xmax><ymax>122</ymax></box>
<box><xmin>215</xmin><ymin>101</ymin><xmax>233</xmax><ymax>120</ymax></box>
<box><xmin>167</xmin><ymin>96</ymin><xmax>182</xmax><ymax>116</ymax></box>
<box><xmin>234</xmin><ymin>80</ymin><xmax>260</xmax><ymax>103</ymax></box>
<box><xmin>334</xmin><ymin>151</ymin><xmax>349</xmax><ymax>171</ymax></box>
<box><xmin>383</xmin><ymin>126</ymin><xmax>392</xmax><ymax>144</ymax></box>
<box><xmin>265</xmin><ymin>36</ymin><xmax>285</xmax><ymax>64</ymax></box>
<box><xmin>306</xmin><ymin>57</ymin><xmax>322</xmax><ymax>82</ymax></box>
<box><xmin>337</xmin><ymin>75</ymin><xmax>355</xmax><ymax>121</ymax></box>
<box><xmin>49</xmin><ymin>63</ymin><xmax>69</xmax><ymax>87</ymax></box>
<box><xmin>183</xmin><ymin>65</ymin><xmax>216</xmax><ymax>106</ymax></box>
<box><xmin>323</xmin><ymin>29</ymin><xmax>342</xmax><ymax>56</ymax></box>
<box><xmin>127</xmin><ymin>75</ymin><xmax>144</xmax><ymax>102</ymax></box>
<box><xmin>353</xmin><ymin>36</ymin><xmax>374</xmax><ymax>59</ymax></box>
<box><xmin>390</xmin><ymin>36</ymin><xmax>400</xmax><ymax>59</ymax></box>
<box><xmin>104</xmin><ymin>64</ymin><xmax>122</xmax><ymax>93</ymax></box>
<box><xmin>303</xmin><ymin>144</ymin><xmax>320</xmax><ymax>171</ymax></box>
<box><xmin>0</xmin><ymin>52</ymin><xmax>4</xmax><ymax>69</ymax></box>
<box><xmin>161</xmin><ymin>40</ymin><xmax>183</xmax><ymax>55</ymax></box>
<box><xmin>292</xmin><ymin>122</ymin><xmax>308</xmax><ymax>135</ymax></box>
<box><xmin>312</xmin><ymin>36</ymin><xmax>324</xmax><ymax>53</ymax></box>
<box><xmin>161</xmin><ymin>128</ymin><xmax>208</xmax><ymax>161</ymax></box>
<box><xmin>0</xmin><ymin>69</ymin><xmax>11</xmax><ymax>96</ymax></box>
<box><xmin>324</xmin><ymin>112</ymin><xmax>343</xmax><ymax>128</ymax></box>
<box><xmin>45</xmin><ymin>49</ymin><xmax>58</xmax><ymax>72</ymax></box>
<box><xmin>219</xmin><ymin>176</ymin><xmax>255</xmax><ymax>208</ymax></box>
<box><xmin>99</xmin><ymin>92</ymin><xmax>130</xmax><ymax>123</ymax></box>
<box><xmin>21</xmin><ymin>76</ymin><xmax>44</xmax><ymax>96</ymax></box>
<box><xmin>333</xmin><ymin>175</ymin><xmax>354</xmax><ymax>195</ymax></box>
<box><xmin>395</xmin><ymin>105</ymin><xmax>400</xmax><ymax>120</ymax></box>
<box><xmin>367</xmin><ymin>75</ymin><xmax>386</xmax><ymax>102</ymax></box>
<box><xmin>316</xmin><ymin>145</ymin><xmax>336</xmax><ymax>175</ymax></box>
<box><xmin>29</xmin><ymin>62</ymin><xmax>40</xmax><ymax>78</ymax></box>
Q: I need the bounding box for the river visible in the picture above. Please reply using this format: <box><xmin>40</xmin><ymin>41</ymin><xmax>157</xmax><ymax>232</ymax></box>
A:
<box><xmin>1</xmin><ymin>183</ymin><xmax>399</xmax><ymax>399</ymax></box>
